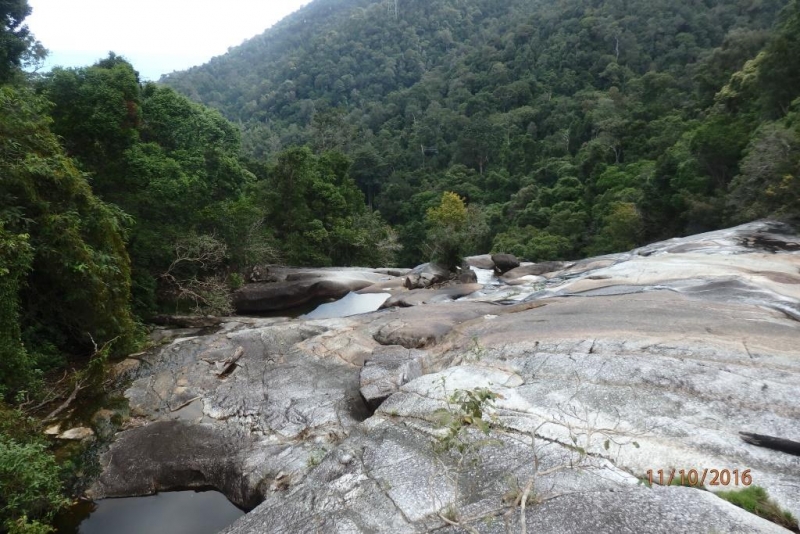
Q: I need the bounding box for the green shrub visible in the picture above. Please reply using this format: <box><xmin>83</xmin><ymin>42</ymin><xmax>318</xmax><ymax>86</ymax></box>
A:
<box><xmin>0</xmin><ymin>437</ymin><xmax>66</xmax><ymax>529</ymax></box>
<box><xmin>227</xmin><ymin>272</ymin><xmax>244</xmax><ymax>291</ymax></box>
<box><xmin>6</xmin><ymin>516</ymin><xmax>54</xmax><ymax>534</ymax></box>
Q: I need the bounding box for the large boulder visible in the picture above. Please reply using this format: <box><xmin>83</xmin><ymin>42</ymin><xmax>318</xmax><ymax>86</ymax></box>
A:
<box><xmin>464</xmin><ymin>254</ymin><xmax>495</xmax><ymax>270</ymax></box>
<box><xmin>404</xmin><ymin>262</ymin><xmax>450</xmax><ymax>289</ymax></box>
<box><xmin>491</xmin><ymin>253</ymin><xmax>520</xmax><ymax>274</ymax></box>
<box><xmin>458</xmin><ymin>264</ymin><xmax>478</xmax><ymax>284</ymax></box>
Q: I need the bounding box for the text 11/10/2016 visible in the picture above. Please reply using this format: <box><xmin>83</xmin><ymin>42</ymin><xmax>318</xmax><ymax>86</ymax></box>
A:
<box><xmin>646</xmin><ymin>469</ymin><xmax>752</xmax><ymax>487</ymax></box>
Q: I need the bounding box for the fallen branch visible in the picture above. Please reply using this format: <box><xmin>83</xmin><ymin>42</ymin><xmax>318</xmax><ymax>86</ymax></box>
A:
<box><xmin>437</xmin><ymin>512</ymin><xmax>480</xmax><ymax>534</ymax></box>
<box><xmin>170</xmin><ymin>396</ymin><xmax>202</xmax><ymax>412</ymax></box>
<box><xmin>740</xmin><ymin>432</ymin><xmax>800</xmax><ymax>456</ymax></box>
<box><xmin>218</xmin><ymin>346</ymin><xmax>245</xmax><ymax>378</ymax></box>
<box><xmin>44</xmin><ymin>379</ymin><xmax>85</xmax><ymax>421</ymax></box>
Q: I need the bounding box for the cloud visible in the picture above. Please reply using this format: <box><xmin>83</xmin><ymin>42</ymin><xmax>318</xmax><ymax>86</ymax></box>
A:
<box><xmin>26</xmin><ymin>0</ymin><xmax>309</xmax><ymax>79</ymax></box>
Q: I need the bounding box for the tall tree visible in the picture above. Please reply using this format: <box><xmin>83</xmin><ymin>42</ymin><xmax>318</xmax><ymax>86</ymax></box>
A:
<box><xmin>0</xmin><ymin>0</ymin><xmax>32</xmax><ymax>82</ymax></box>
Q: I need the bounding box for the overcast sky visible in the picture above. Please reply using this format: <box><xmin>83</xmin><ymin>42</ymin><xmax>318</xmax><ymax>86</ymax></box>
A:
<box><xmin>26</xmin><ymin>0</ymin><xmax>311</xmax><ymax>81</ymax></box>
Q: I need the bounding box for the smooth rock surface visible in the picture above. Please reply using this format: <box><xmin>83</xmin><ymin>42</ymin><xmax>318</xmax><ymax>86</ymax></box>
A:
<box><xmin>93</xmin><ymin>221</ymin><xmax>800</xmax><ymax>533</ymax></box>
<box><xmin>380</xmin><ymin>283</ymin><xmax>484</xmax><ymax>309</ymax></box>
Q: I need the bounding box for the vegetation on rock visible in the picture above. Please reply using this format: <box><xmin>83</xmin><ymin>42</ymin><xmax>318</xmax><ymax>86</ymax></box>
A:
<box><xmin>717</xmin><ymin>486</ymin><xmax>799</xmax><ymax>532</ymax></box>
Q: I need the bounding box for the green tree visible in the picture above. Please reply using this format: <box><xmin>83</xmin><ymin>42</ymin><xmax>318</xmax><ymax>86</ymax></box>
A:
<box><xmin>0</xmin><ymin>86</ymin><xmax>137</xmax><ymax>359</ymax></box>
<box><xmin>425</xmin><ymin>192</ymin><xmax>486</xmax><ymax>269</ymax></box>
<box><xmin>0</xmin><ymin>0</ymin><xmax>43</xmax><ymax>83</ymax></box>
<box><xmin>727</xmin><ymin>120</ymin><xmax>800</xmax><ymax>222</ymax></box>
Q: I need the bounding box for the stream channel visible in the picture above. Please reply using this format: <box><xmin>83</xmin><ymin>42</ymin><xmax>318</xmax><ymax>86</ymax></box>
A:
<box><xmin>55</xmin><ymin>291</ymin><xmax>391</xmax><ymax>534</ymax></box>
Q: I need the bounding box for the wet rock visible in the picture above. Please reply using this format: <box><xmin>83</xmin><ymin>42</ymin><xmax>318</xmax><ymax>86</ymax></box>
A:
<box><xmin>374</xmin><ymin>268</ymin><xmax>412</xmax><ymax>277</ymax></box>
<box><xmin>502</xmin><ymin>261</ymin><xmax>568</xmax><ymax>281</ymax></box>
<box><xmin>357</xmin><ymin>278</ymin><xmax>406</xmax><ymax>293</ymax></box>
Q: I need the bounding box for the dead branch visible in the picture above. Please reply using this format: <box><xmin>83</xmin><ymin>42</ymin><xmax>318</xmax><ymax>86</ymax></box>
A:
<box><xmin>170</xmin><ymin>396</ymin><xmax>202</xmax><ymax>412</ymax></box>
<box><xmin>218</xmin><ymin>346</ymin><xmax>245</xmax><ymax>378</ymax></box>
<box><xmin>43</xmin><ymin>378</ymin><xmax>85</xmax><ymax>422</ymax></box>
<box><xmin>740</xmin><ymin>432</ymin><xmax>800</xmax><ymax>456</ymax></box>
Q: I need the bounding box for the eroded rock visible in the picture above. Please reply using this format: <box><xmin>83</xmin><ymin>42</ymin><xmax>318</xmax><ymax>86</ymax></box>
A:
<box><xmin>359</xmin><ymin>345</ymin><xmax>426</xmax><ymax>409</ymax></box>
<box><xmin>93</xmin><ymin>221</ymin><xmax>800</xmax><ymax>533</ymax></box>
<box><xmin>381</xmin><ymin>284</ymin><xmax>484</xmax><ymax>309</ymax></box>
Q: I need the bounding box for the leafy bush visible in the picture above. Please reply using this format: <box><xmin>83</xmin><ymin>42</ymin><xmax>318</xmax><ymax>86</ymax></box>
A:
<box><xmin>0</xmin><ymin>437</ymin><xmax>66</xmax><ymax>530</ymax></box>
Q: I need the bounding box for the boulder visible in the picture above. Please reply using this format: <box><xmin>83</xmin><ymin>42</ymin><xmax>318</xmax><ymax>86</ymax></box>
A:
<box><xmin>464</xmin><ymin>254</ymin><xmax>495</xmax><ymax>270</ymax></box>
<box><xmin>458</xmin><ymin>266</ymin><xmax>478</xmax><ymax>284</ymax></box>
<box><xmin>410</xmin><ymin>262</ymin><xmax>450</xmax><ymax>283</ymax></box>
<box><xmin>491</xmin><ymin>253</ymin><xmax>520</xmax><ymax>274</ymax></box>
<box><xmin>404</xmin><ymin>266</ymin><xmax>448</xmax><ymax>289</ymax></box>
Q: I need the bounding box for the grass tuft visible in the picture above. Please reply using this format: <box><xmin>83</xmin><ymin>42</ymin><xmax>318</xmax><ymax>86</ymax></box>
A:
<box><xmin>716</xmin><ymin>485</ymin><xmax>798</xmax><ymax>532</ymax></box>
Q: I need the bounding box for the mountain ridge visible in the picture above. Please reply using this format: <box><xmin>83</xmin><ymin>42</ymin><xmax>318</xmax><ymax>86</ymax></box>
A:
<box><xmin>162</xmin><ymin>0</ymin><xmax>799</xmax><ymax>267</ymax></box>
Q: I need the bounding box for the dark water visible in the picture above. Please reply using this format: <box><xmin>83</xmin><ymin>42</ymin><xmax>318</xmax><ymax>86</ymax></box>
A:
<box><xmin>301</xmin><ymin>291</ymin><xmax>390</xmax><ymax>319</ymax></box>
<box><xmin>55</xmin><ymin>491</ymin><xmax>244</xmax><ymax>534</ymax></box>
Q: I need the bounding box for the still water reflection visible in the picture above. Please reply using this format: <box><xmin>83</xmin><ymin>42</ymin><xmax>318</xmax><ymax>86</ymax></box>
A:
<box><xmin>301</xmin><ymin>291</ymin><xmax>390</xmax><ymax>319</ymax></box>
<box><xmin>56</xmin><ymin>490</ymin><xmax>244</xmax><ymax>534</ymax></box>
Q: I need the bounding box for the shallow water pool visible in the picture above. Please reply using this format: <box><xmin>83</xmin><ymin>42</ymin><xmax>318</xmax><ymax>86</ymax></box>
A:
<box><xmin>55</xmin><ymin>490</ymin><xmax>244</xmax><ymax>534</ymax></box>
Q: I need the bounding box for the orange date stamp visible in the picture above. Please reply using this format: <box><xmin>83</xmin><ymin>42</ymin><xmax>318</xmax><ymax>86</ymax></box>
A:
<box><xmin>647</xmin><ymin>468</ymin><xmax>752</xmax><ymax>487</ymax></box>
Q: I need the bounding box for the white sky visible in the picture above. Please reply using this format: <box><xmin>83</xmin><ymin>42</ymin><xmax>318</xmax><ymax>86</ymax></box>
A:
<box><xmin>26</xmin><ymin>0</ymin><xmax>311</xmax><ymax>81</ymax></box>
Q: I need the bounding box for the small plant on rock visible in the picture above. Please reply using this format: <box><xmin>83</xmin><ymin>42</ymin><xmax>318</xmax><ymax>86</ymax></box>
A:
<box><xmin>717</xmin><ymin>486</ymin><xmax>798</xmax><ymax>532</ymax></box>
<box><xmin>431</xmin><ymin>380</ymin><xmax>503</xmax><ymax>533</ymax></box>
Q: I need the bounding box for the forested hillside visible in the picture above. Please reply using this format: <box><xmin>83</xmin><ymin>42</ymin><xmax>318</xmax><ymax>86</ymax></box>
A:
<box><xmin>1</xmin><ymin>3</ymin><xmax>393</xmax><ymax>529</ymax></box>
<box><xmin>164</xmin><ymin>0</ymin><xmax>800</xmax><ymax>264</ymax></box>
